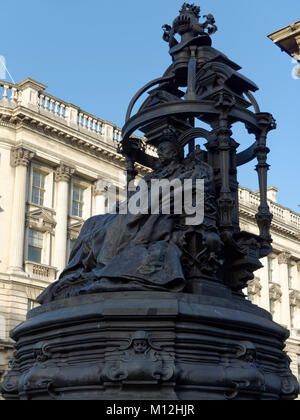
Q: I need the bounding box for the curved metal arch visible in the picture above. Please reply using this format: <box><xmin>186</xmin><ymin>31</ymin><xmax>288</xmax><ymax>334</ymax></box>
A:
<box><xmin>236</xmin><ymin>142</ymin><xmax>257</xmax><ymax>166</ymax></box>
<box><xmin>123</xmin><ymin>101</ymin><xmax>261</xmax><ymax>167</ymax></box>
<box><xmin>123</xmin><ymin>100</ymin><xmax>260</xmax><ymax>141</ymax></box>
<box><xmin>125</xmin><ymin>72</ymin><xmax>175</xmax><ymax>123</ymax></box>
<box><xmin>245</xmin><ymin>91</ymin><xmax>261</xmax><ymax>114</ymax></box>
<box><xmin>177</xmin><ymin>127</ymin><xmax>212</xmax><ymax>147</ymax></box>
<box><xmin>177</xmin><ymin>127</ymin><xmax>257</xmax><ymax>166</ymax></box>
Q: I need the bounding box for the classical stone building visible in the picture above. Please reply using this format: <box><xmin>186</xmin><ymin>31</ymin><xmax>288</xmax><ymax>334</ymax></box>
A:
<box><xmin>0</xmin><ymin>79</ymin><xmax>299</xmax><ymax>392</ymax></box>
<box><xmin>239</xmin><ymin>186</ymin><xmax>300</xmax><ymax>382</ymax></box>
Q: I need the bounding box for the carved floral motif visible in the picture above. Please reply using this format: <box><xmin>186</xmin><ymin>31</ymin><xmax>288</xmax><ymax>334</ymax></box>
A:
<box><xmin>11</xmin><ymin>146</ymin><xmax>35</xmax><ymax>167</ymax></box>
<box><xmin>278</xmin><ymin>252</ymin><xmax>291</xmax><ymax>265</ymax></box>
<box><xmin>54</xmin><ymin>163</ymin><xmax>75</xmax><ymax>182</ymax></box>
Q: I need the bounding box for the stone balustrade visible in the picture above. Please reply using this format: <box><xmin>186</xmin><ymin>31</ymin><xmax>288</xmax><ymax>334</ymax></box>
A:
<box><xmin>0</xmin><ymin>81</ymin><xmax>20</xmax><ymax>104</ymax></box>
<box><xmin>78</xmin><ymin>110</ymin><xmax>103</xmax><ymax>134</ymax></box>
<box><xmin>38</xmin><ymin>93</ymin><xmax>122</xmax><ymax>145</ymax></box>
<box><xmin>0</xmin><ymin>78</ymin><xmax>123</xmax><ymax>148</ymax></box>
<box><xmin>39</xmin><ymin>94</ymin><xmax>67</xmax><ymax>120</ymax></box>
<box><xmin>239</xmin><ymin>187</ymin><xmax>300</xmax><ymax>230</ymax></box>
<box><xmin>0</xmin><ymin>78</ymin><xmax>155</xmax><ymax>163</ymax></box>
<box><xmin>24</xmin><ymin>261</ymin><xmax>57</xmax><ymax>281</ymax></box>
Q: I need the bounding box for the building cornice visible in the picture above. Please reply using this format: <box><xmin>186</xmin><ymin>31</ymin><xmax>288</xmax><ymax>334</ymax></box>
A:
<box><xmin>268</xmin><ymin>21</ymin><xmax>300</xmax><ymax>61</ymax></box>
<box><xmin>239</xmin><ymin>204</ymin><xmax>300</xmax><ymax>243</ymax></box>
<box><xmin>0</xmin><ymin>275</ymin><xmax>50</xmax><ymax>290</ymax></box>
<box><xmin>0</xmin><ymin>77</ymin><xmax>153</xmax><ymax>178</ymax></box>
<box><xmin>268</xmin><ymin>21</ymin><xmax>300</xmax><ymax>43</ymax></box>
<box><xmin>1</xmin><ymin>106</ymin><xmax>151</xmax><ymax>177</ymax></box>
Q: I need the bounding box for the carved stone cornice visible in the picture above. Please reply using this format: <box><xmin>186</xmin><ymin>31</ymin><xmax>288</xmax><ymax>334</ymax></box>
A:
<box><xmin>55</xmin><ymin>163</ymin><xmax>75</xmax><ymax>182</ymax></box>
<box><xmin>239</xmin><ymin>204</ymin><xmax>300</xmax><ymax>242</ymax></box>
<box><xmin>269</xmin><ymin>283</ymin><xmax>282</xmax><ymax>302</ymax></box>
<box><xmin>278</xmin><ymin>252</ymin><xmax>292</xmax><ymax>265</ymax></box>
<box><xmin>0</xmin><ymin>108</ymin><xmax>152</xmax><ymax>177</ymax></box>
<box><xmin>248</xmin><ymin>277</ymin><xmax>262</xmax><ymax>297</ymax></box>
<box><xmin>289</xmin><ymin>290</ymin><xmax>300</xmax><ymax>308</ymax></box>
<box><xmin>11</xmin><ymin>146</ymin><xmax>35</xmax><ymax>168</ymax></box>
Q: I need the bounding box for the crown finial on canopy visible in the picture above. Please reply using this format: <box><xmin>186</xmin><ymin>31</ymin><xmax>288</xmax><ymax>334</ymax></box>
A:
<box><xmin>162</xmin><ymin>3</ymin><xmax>217</xmax><ymax>47</ymax></box>
<box><xmin>180</xmin><ymin>2</ymin><xmax>201</xmax><ymax>18</ymax></box>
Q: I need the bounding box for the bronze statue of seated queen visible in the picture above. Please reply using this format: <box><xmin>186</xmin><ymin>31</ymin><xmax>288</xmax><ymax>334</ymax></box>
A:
<box><xmin>38</xmin><ymin>134</ymin><xmax>221</xmax><ymax>304</ymax></box>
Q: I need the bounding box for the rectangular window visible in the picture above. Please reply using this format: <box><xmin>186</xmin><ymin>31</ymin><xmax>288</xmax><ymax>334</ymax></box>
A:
<box><xmin>31</xmin><ymin>170</ymin><xmax>46</xmax><ymax>206</ymax></box>
<box><xmin>72</xmin><ymin>185</ymin><xmax>84</xmax><ymax>217</ymax></box>
<box><xmin>28</xmin><ymin>229</ymin><xmax>43</xmax><ymax>264</ymax></box>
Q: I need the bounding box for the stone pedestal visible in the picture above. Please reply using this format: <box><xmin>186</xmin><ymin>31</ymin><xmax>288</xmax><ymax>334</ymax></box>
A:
<box><xmin>1</xmin><ymin>291</ymin><xmax>298</xmax><ymax>400</ymax></box>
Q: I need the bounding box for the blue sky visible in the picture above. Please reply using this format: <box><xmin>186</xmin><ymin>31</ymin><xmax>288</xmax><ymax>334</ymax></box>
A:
<box><xmin>1</xmin><ymin>0</ymin><xmax>299</xmax><ymax>211</ymax></box>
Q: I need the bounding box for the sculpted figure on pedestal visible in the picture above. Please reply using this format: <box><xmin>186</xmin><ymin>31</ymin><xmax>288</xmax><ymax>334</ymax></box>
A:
<box><xmin>38</xmin><ymin>135</ymin><xmax>220</xmax><ymax>304</ymax></box>
<box><xmin>2</xmin><ymin>3</ymin><xmax>299</xmax><ymax>402</ymax></box>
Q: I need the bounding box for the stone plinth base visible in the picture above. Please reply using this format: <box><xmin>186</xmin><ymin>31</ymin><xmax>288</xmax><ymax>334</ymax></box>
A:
<box><xmin>1</xmin><ymin>292</ymin><xmax>299</xmax><ymax>400</ymax></box>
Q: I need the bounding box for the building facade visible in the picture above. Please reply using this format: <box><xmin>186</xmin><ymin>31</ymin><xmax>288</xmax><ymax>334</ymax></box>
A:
<box><xmin>268</xmin><ymin>20</ymin><xmax>300</xmax><ymax>59</ymax></box>
<box><xmin>268</xmin><ymin>20</ymin><xmax>300</xmax><ymax>76</ymax></box>
<box><xmin>0</xmin><ymin>79</ymin><xmax>299</xmax><ymax>391</ymax></box>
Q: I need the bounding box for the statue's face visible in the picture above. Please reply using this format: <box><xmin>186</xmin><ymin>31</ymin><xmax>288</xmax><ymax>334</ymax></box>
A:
<box><xmin>157</xmin><ymin>142</ymin><xmax>178</xmax><ymax>165</ymax></box>
<box><xmin>133</xmin><ymin>339</ymin><xmax>148</xmax><ymax>354</ymax></box>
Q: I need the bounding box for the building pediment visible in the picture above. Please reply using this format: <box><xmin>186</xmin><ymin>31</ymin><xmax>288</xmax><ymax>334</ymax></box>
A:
<box><xmin>68</xmin><ymin>219</ymin><xmax>85</xmax><ymax>241</ymax></box>
<box><xmin>26</xmin><ymin>208</ymin><xmax>56</xmax><ymax>234</ymax></box>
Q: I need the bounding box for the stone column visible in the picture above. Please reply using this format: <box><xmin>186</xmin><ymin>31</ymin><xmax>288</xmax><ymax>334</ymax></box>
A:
<box><xmin>54</xmin><ymin>163</ymin><xmax>75</xmax><ymax>274</ymax></box>
<box><xmin>8</xmin><ymin>147</ymin><xmax>35</xmax><ymax>273</ymax></box>
<box><xmin>278</xmin><ymin>252</ymin><xmax>292</xmax><ymax>329</ymax></box>
<box><xmin>93</xmin><ymin>179</ymin><xmax>111</xmax><ymax>215</ymax></box>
